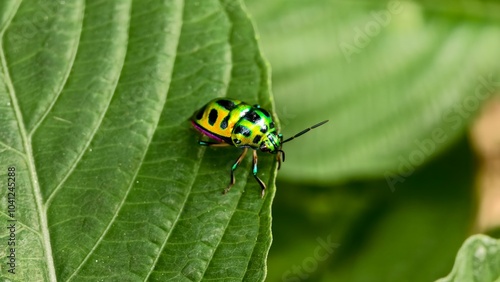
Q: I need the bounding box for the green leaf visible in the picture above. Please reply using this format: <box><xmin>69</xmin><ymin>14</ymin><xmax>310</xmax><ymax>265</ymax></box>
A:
<box><xmin>0</xmin><ymin>0</ymin><xmax>275</xmax><ymax>280</ymax></box>
<box><xmin>246</xmin><ymin>0</ymin><xmax>500</xmax><ymax>183</ymax></box>
<box><xmin>437</xmin><ymin>234</ymin><xmax>500</xmax><ymax>282</ymax></box>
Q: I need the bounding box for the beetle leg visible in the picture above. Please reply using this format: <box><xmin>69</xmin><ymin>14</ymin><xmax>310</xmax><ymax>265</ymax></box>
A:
<box><xmin>224</xmin><ymin>147</ymin><xmax>248</xmax><ymax>194</ymax></box>
<box><xmin>198</xmin><ymin>136</ymin><xmax>230</xmax><ymax>147</ymax></box>
<box><xmin>199</xmin><ymin>140</ymin><xmax>230</xmax><ymax>147</ymax></box>
<box><xmin>276</xmin><ymin>150</ymin><xmax>285</xmax><ymax>170</ymax></box>
<box><xmin>276</xmin><ymin>153</ymin><xmax>281</xmax><ymax>170</ymax></box>
<box><xmin>252</xmin><ymin>150</ymin><xmax>267</xmax><ymax>198</ymax></box>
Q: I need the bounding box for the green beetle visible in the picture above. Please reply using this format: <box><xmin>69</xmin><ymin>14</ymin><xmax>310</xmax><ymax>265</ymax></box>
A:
<box><xmin>192</xmin><ymin>98</ymin><xmax>328</xmax><ymax>197</ymax></box>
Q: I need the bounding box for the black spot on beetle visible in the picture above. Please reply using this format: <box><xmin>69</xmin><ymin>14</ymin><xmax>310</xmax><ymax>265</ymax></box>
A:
<box><xmin>253</xmin><ymin>135</ymin><xmax>262</xmax><ymax>144</ymax></box>
<box><xmin>220</xmin><ymin>115</ymin><xmax>230</xmax><ymax>130</ymax></box>
<box><xmin>216</xmin><ymin>99</ymin><xmax>236</xmax><ymax>111</ymax></box>
<box><xmin>233</xmin><ymin>138</ymin><xmax>242</xmax><ymax>144</ymax></box>
<box><xmin>260</xmin><ymin>109</ymin><xmax>271</xmax><ymax>117</ymax></box>
<box><xmin>269</xmin><ymin>122</ymin><xmax>275</xmax><ymax>129</ymax></box>
<box><xmin>243</xmin><ymin>110</ymin><xmax>260</xmax><ymax>123</ymax></box>
<box><xmin>260</xmin><ymin>124</ymin><xmax>268</xmax><ymax>133</ymax></box>
<box><xmin>234</xmin><ymin>125</ymin><xmax>251</xmax><ymax>137</ymax></box>
<box><xmin>195</xmin><ymin>105</ymin><xmax>207</xmax><ymax>120</ymax></box>
<box><xmin>208</xmin><ymin>109</ymin><xmax>218</xmax><ymax>126</ymax></box>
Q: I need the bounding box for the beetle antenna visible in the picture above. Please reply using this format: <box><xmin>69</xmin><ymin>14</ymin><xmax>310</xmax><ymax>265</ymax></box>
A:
<box><xmin>282</xmin><ymin>120</ymin><xmax>329</xmax><ymax>144</ymax></box>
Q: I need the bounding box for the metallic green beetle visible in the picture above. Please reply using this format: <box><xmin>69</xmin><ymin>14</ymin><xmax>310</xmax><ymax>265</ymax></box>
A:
<box><xmin>191</xmin><ymin>98</ymin><xmax>328</xmax><ymax>197</ymax></box>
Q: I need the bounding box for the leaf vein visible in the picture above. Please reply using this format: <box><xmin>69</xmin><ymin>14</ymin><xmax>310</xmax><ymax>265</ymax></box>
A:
<box><xmin>44</xmin><ymin>2</ymin><xmax>129</xmax><ymax>208</ymax></box>
<box><xmin>0</xmin><ymin>1</ymin><xmax>58</xmax><ymax>280</ymax></box>
<box><xmin>64</xmin><ymin>1</ymin><xmax>179</xmax><ymax>280</ymax></box>
<box><xmin>28</xmin><ymin>1</ymin><xmax>86</xmax><ymax>136</ymax></box>
<box><xmin>142</xmin><ymin>2</ymin><xmax>217</xmax><ymax>281</ymax></box>
<box><xmin>0</xmin><ymin>211</ymin><xmax>40</xmax><ymax>235</ymax></box>
<box><xmin>0</xmin><ymin>140</ymin><xmax>26</xmax><ymax>158</ymax></box>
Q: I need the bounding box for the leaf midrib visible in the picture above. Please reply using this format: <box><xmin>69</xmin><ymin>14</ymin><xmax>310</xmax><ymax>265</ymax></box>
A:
<box><xmin>0</xmin><ymin>1</ymin><xmax>58</xmax><ymax>281</ymax></box>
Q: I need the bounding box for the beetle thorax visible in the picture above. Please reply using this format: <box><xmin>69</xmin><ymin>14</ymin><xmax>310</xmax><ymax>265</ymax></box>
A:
<box><xmin>228</xmin><ymin>106</ymin><xmax>279</xmax><ymax>152</ymax></box>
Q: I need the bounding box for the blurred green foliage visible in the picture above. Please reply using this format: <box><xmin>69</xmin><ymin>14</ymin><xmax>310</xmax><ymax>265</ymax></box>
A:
<box><xmin>245</xmin><ymin>0</ymin><xmax>500</xmax><ymax>281</ymax></box>
<box><xmin>270</xmin><ymin>139</ymin><xmax>474</xmax><ymax>281</ymax></box>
